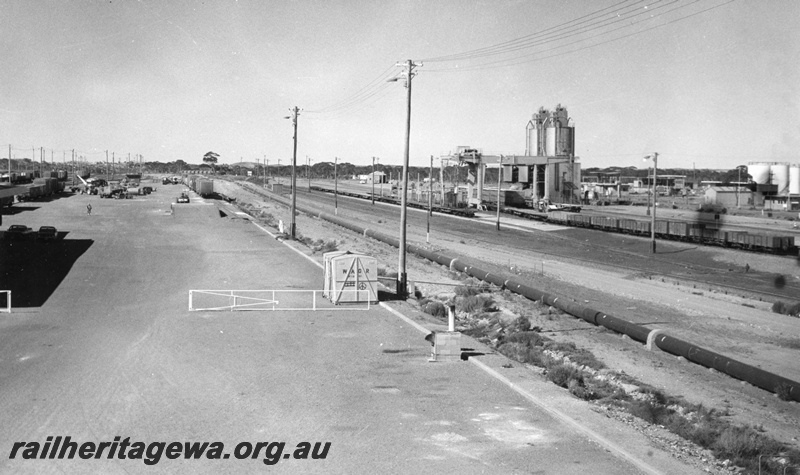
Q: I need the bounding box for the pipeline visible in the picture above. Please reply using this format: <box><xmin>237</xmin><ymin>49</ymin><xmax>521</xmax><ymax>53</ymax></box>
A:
<box><xmin>244</xmin><ymin>184</ymin><xmax>800</xmax><ymax>402</ymax></box>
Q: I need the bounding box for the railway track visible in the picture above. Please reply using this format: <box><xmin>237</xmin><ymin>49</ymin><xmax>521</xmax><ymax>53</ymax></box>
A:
<box><xmin>231</xmin><ymin>178</ymin><xmax>800</xmax><ymax>304</ymax></box>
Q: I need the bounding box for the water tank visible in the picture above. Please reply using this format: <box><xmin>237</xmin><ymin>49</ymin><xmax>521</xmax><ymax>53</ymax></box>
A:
<box><xmin>747</xmin><ymin>162</ymin><xmax>771</xmax><ymax>184</ymax></box>
<box><xmin>790</xmin><ymin>164</ymin><xmax>800</xmax><ymax>195</ymax></box>
<box><xmin>770</xmin><ymin>163</ymin><xmax>790</xmax><ymax>194</ymax></box>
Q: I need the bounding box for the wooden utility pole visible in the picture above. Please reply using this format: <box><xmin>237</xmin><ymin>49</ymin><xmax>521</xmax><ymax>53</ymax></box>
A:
<box><xmin>391</xmin><ymin>58</ymin><xmax>418</xmax><ymax>298</ymax></box>
<box><xmin>334</xmin><ymin>156</ymin><xmax>338</xmax><ymax>215</ymax></box>
<box><xmin>287</xmin><ymin>106</ymin><xmax>300</xmax><ymax>239</ymax></box>
<box><xmin>496</xmin><ymin>156</ymin><xmax>503</xmax><ymax>230</ymax></box>
<box><xmin>427</xmin><ymin>155</ymin><xmax>432</xmax><ymax>243</ymax></box>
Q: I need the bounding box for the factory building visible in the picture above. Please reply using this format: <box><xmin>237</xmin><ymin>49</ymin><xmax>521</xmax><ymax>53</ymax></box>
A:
<box><xmin>747</xmin><ymin>162</ymin><xmax>800</xmax><ymax>210</ymax></box>
<box><xmin>444</xmin><ymin>104</ymin><xmax>581</xmax><ymax>208</ymax></box>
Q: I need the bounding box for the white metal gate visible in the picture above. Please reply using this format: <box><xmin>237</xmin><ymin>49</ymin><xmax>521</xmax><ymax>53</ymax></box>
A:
<box><xmin>188</xmin><ymin>289</ymin><xmax>373</xmax><ymax>312</ymax></box>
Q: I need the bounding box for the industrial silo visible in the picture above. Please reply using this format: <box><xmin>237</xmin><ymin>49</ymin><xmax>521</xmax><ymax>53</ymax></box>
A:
<box><xmin>525</xmin><ymin>121</ymin><xmax>539</xmax><ymax>156</ymax></box>
<box><xmin>747</xmin><ymin>162</ymin><xmax>772</xmax><ymax>184</ymax></box>
<box><xmin>770</xmin><ymin>163</ymin><xmax>790</xmax><ymax>194</ymax></box>
<box><xmin>790</xmin><ymin>164</ymin><xmax>800</xmax><ymax>195</ymax></box>
<box><xmin>527</xmin><ymin>104</ymin><xmax>574</xmax><ymax>157</ymax></box>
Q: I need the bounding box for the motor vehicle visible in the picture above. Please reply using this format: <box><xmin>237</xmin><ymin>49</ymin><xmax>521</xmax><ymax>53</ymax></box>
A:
<box><xmin>162</xmin><ymin>177</ymin><xmax>172</xmax><ymax>185</ymax></box>
<box><xmin>359</xmin><ymin>179</ymin><xmax>367</xmax><ymax>184</ymax></box>
<box><xmin>37</xmin><ymin>226</ymin><xmax>57</xmax><ymax>241</ymax></box>
<box><xmin>176</xmin><ymin>193</ymin><xmax>190</xmax><ymax>203</ymax></box>
<box><xmin>142</xmin><ymin>186</ymin><xmax>153</xmax><ymax>194</ymax></box>
<box><xmin>5</xmin><ymin>224</ymin><xmax>34</xmax><ymax>240</ymax></box>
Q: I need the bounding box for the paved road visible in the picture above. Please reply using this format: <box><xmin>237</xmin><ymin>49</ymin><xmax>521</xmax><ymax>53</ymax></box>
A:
<box><xmin>0</xmin><ymin>183</ymin><xmax>696</xmax><ymax>474</ymax></box>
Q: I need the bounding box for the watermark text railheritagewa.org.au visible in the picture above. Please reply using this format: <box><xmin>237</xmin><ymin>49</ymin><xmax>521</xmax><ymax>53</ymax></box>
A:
<box><xmin>10</xmin><ymin>436</ymin><xmax>330</xmax><ymax>466</ymax></box>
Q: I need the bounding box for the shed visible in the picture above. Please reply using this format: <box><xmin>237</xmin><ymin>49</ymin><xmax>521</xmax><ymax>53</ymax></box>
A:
<box><xmin>705</xmin><ymin>186</ymin><xmax>748</xmax><ymax>208</ymax></box>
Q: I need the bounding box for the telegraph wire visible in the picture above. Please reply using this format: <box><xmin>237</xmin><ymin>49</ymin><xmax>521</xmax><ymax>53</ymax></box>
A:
<box><xmin>420</xmin><ymin>0</ymin><xmax>647</xmax><ymax>63</ymax></box>
<box><xmin>425</xmin><ymin>0</ymin><xmax>680</xmax><ymax>63</ymax></box>
<box><xmin>424</xmin><ymin>0</ymin><xmax>733</xmax><ymax>73</ymax></box>
<box><xmin>305</xmin><ymin>63</ymin><xmax>398</xmax><ymax>115</ymax></box>
<box><xmin>299</xmin><ymin>0</ymin><xmax>733</xmax><ymax>119</ymax></box>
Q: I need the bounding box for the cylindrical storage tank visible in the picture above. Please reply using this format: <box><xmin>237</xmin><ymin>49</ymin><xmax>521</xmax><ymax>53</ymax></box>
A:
<box><xmin>545</xmin><ymin>125</ymin><xmax>556</xmax><ymax>156</ymax></box>
<box><xmin>747</xmin><ymin>162</ymin><xmax>771</xmax><ymax>184</ymax></box>
<box><xmin>770</xmin><ymin>163</ymin><xmax>789</xmax><ymax>194</ymax></box>
<box><xmin>526</xmin><ymin>123</ymin><xmax>538</xmax><ymax>156</ymax></box>
<box><xmin>556</xmin><ymin>127</ymin><xmax>573</xmax><ymax>156</ymax></box>
<box><xmin>790</xmin><ymin>165</ymin><xmax>800</xmax><ymax>195</ymax></box>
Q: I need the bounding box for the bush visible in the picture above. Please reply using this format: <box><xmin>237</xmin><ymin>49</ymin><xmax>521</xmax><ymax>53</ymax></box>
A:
<box><xmin>772</xmin><ymin>300</ymin><xmax>800</xmax><ymax>317</ymax></box>
<box><xmin>454</xmin><ymin>285</ymin><xmax>482</xmax><ymax>297</ymax></box>
<box><xmin>458</xmin><ymin>295</ymin><xmax>496</xmax><ymax>314</ymax></box>
<box><xmin>504</xmin><ymin>331</ymin><xmax>547</xmax><ymax>347</ymax></box>
<box><xmin>422</xmin><ymin>301</ymin><xmax>447</xmax><ymax>318</ymax></box>
<box><xmin>547</xmin><ymin>363</ymin><xmax>580</xmax><ymax>388</ymax></box>
<box><xmin>545</xmin><ymin>341</ymin><xmax>577</xmax><ymax>353</ymax></box>
<box><xmin>497</xmin><ymin>341</ymin><xmax>548</xmax><ymax>367</ymax></box>
<box><xmin>506</xmin><ymin>315</ymin><xmax>531</xmax><ymax>333</ymax></box>
<box><xmin>775</xmin><ymin>382</ymin><xmax>794</xmax><ymax>401</ymax></box>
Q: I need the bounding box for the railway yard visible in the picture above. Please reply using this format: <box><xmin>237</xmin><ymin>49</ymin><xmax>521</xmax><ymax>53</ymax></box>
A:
<box><xmin>1</xmin><ymin>176</ymin><xmax>799</xmax><ymax>474</ymax></box>
<box><xmin>217</xmin><ymin>177</ymin><xmax>800</xmax><ymax>470</ymax></box>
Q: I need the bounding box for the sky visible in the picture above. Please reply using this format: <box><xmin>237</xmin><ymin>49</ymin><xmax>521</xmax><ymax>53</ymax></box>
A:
<box><xmin>1</xmin><ymin>0</ymin><xmax>798</xmax><ymax>170</ymax></box>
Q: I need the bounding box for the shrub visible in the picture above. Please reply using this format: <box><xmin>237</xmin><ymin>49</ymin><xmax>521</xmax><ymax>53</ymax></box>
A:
<box><xmin>775</xmin><ymin>382</ymin><xmax>794</xmax><ymax>401</ymax></box>
<box><xmin>772</xmin><ymin>301</ymin><xmax>787</xmax><ymax>314</ymax></box>
<box><xmin>626</xmin><ymin>400</ymin><xmax>666</xmax><ymax>424</ymax></box>
<box><xmin>506</xmin><ymin>315</ymin><xmax>531</xmax><ymax>334</ymax></box>
<box><xmin>422</xmin><ymin>301</ymin><xmax>447</xmax><ymax>318</ymax></box>
<box><xmin>566</xmin><ymin>349</ymin><xmax>606</xmax><ymax>371</ymax></box>
<box><xmin>454</xmin><ymin>285</ymin><xmax>481</xmax><ymax>297</ymax></box>
<box><xmin>504</xmin><ymin>331</ymin><xmax>547</xmax><ymax>347</ymax></box>
<box><xmin>713</xmin><ymin>426</ymin><xmax>766</xmax><ymax>460</ymax></box>
<box><xmin>497</xmin><ymin>341</ymin><xmax>548</xmax><ymax>367</ymax></box>
<box><xmin>545</xmin><ymin>341</ymin><xmax>577</xmax><ymax>353</ymax></box>
<box><xmin>458</xmin><ymin>295</ymin><xmax>496</xmax><ymax>314</ymax></box>
<box><xmin>638</xmin><ymin>386</ymin><xmax>669</xmax><ymax>405</ymax></box>
<box><xmin>547</xmin><ymin>363</ymin><xmax>580</xmax><ymax>388</ymax></box>
<box><xmin>315</xmin><ymin>240</ymin><xmax>338</xmax><ymax>253</ymax></box>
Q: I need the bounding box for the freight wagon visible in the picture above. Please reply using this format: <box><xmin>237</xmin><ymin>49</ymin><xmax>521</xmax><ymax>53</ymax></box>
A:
<box><xmin>195</xmin><ymin>179</ymin><xmax>213</xmax><ymax>197</ymax></box>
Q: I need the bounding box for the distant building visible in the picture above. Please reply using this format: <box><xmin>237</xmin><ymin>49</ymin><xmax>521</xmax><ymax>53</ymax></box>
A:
<box><xmin>705</xmin><ymin>186</ymin><xmax>748</xmax><ymax>208</ymax></box>
<box><xmin>368</xmin><ymin>171</ymin><xmax>387</xmax><ymax>184</ymax></box>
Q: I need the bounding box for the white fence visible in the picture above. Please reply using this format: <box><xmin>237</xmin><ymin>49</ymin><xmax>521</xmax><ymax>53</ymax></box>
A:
<box><xmin>188</xmin><ymin>289</ymin><xmax>374</xmax><ymax>312</ymax></box>
<box><xmin>0</xmin><ymin>291</ymin><xmax>9</xmax><ymax>313</ymax></box>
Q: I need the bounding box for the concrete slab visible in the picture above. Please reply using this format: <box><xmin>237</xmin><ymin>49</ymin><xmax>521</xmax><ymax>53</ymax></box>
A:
<box><xmin>0</xmin><ymin>184</ymin><xmax>702</xmax><ymax>474</ymax></box>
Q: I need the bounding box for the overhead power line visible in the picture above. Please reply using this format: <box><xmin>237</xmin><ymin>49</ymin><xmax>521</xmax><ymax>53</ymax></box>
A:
<box><xmin>302</xmin><ymin>0</ymin><xmax>735</xmax><ymax>118</ymax></box>
<box><xmin>423</xmin><ymin>0</ymin><xmax>735</xmax><ymax>73</ymax></box>
<box><xmin>305</xmin><ymin>63</ymin><xmax>398</xmax><ymax>117</ymax></box>
<box><xmin>420</xmin><ymin>0</ymin><xmax>647</xmax><ymax>63</ymax></box>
